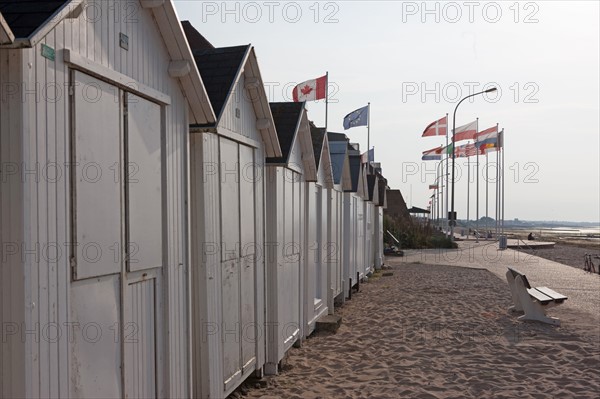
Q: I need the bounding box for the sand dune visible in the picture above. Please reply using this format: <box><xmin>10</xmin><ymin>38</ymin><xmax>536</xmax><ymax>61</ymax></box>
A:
<box><xmin>238</xmin><ymin>261</ymin><xmax>600</xmax><ymax>399</ymax></box>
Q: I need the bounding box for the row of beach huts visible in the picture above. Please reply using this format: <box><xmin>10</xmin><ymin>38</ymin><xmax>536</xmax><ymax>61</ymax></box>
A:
<box><xmin>0</xmin><ymin>1</ymin><xmax>389</xmax><ymax>398</ymax></box>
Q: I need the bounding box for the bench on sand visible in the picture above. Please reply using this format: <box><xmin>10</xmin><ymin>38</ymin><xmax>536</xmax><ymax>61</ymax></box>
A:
<box><xmin>506</xmin><ymin>267</ymin><xmax>568</xmax><ymax>326</ymax></box>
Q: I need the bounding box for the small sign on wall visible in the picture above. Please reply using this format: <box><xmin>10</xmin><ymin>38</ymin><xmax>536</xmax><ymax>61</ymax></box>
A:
<box><xmin>119</xmin><ymin>33</ymin><xmax>129</xmax><ymax>51</ymax></box>
<box><xmin>41</xmin><ymin>44</ymin><xmax>55</xmax><ymax>61</ymax></box>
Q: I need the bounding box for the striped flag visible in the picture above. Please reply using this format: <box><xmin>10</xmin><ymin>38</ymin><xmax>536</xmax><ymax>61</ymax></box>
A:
<box><xmin>422</xmin><ymin>116</ymin><xmax>448</xmax><ymax>137</ymax></box>
<box><xmin>422</xmin><ymin>146</ymin><xmax>443</xmax><ymax>161</ymax></box>
<box><xmin>476</xmin><ymin>125</ymin><xmax>498</xmax><ymax>148</ymax></box>
<box><xmin>453</xmin><ymin>120</ymin><xmax>478</xmax><ymax>142</ymax></box>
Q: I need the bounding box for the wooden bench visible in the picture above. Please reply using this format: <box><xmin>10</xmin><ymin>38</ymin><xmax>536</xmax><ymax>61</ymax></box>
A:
<box><xmin>506</xmin><ymin>267</ymin><xmax>567</xmax><ymax>326</ymax></box>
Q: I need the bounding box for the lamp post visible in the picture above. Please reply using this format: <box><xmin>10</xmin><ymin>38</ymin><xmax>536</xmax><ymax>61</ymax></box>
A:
<box><xmin>450</xmin><ymin>87</ymin><xmax>497</xmax><ymax>240</ymax></box>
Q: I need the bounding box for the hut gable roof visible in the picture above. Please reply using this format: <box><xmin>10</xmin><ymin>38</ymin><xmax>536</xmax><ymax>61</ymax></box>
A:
<box><xmin>0</xmin><ymin>1</ymin><xmax>216</xmax><ymax>125</ymax></box>
<box><xmin>310</xmin><ymin>124</ymin><xmax>334</xmax><ymax>188</ymax></box>
<box><xmin>190</xmin><ymin>44</ymin><xmax>249</xmax><ymax>120</ymax></box>
<box><xmin>310</xmin><ymin>124</ymin><xmax>325</xmax><ymax>170</ymax></box>
<box><xmin>186</xmin><ymin>23</ymin><xmax>281</xmax><ymax>157</ymax></box>
<box><xmin>267</xmin><ymin>102</ymin><xmax>317</xmax><ymax>180</ymax></box>
<box><xmin>0</xmin><ymin>0</ymin><xmax>68</xmax><ymax>42</ymax></box>
<box><xmin>181</xmin><ymin>20</ymin><xmax>214</xmax><ymax>50</ymax></box>
<box><xmin>367</xmin><ymin>174</ymin><xmax>379</xmax><ymax>203</ymax></box>
<box><xmin>267</xmin><ymin>102</ymin><xmax>304</xmax><ymax>164</ymax></box>
<box><xmin>327</xmin><ymin>132</ymin><xmax>352</xmax><ymax>191</ymax></box>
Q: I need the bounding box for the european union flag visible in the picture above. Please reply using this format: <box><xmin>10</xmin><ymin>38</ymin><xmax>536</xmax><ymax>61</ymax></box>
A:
<box><xmin>343</xmin><ymin>105</ymin><xmax>369</xmax><ymax>130</ymax></box>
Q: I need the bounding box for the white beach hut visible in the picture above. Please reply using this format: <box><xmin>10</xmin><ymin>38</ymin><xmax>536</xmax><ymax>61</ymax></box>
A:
<box><xmin>303</xmin><ymin>125</ymin><xmax>335</xmax><ymax>336</ymax></box>
<box><xmin>325</xmin><ymin>134</ymin><xmax>352</xmax><ymax>308</ymax></box>
<box><xmin>265</xmin><ymin>102</ymin><xmax>317</xmax><ymax>374</ymax></box>
<box><xmin>0</xmin><ymin>1</ymin><xmax>215</xmax><ymax>397</ymax></box>
<box><xmin>328</xmin><ymin>134</ymin><xmax>368</xmax><ymax>297</ymax></box>
<box><xmin>184</xmin><ymin>23</ymin><xmax>282</xmax><ymax>398</ymax></box>
<box><xmin>345</xmin><ymin>143</ymin><xmax>369</xmax><ymax>295</ymax></box>
<box><xmin>374</xmin><ymin>171</ymin><xmax>388</xmax><ymax>269</ymax></box>
<box><xmin>366</xmin><ymin>173</ymin><xmax>380</xmax><ymax>273</ymax></box>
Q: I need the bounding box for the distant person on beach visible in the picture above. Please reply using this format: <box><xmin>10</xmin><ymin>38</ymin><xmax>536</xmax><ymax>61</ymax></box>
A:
<box><xmin>528</xmin><ymin>232</ymin><xmax>535</xmax><ymax>241</ymax></box>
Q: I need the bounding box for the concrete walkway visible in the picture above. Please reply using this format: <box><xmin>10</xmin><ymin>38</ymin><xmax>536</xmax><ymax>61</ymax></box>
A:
<box><xmin>400</xmin><ymin>241</ymin><xmax>600</xmax><ymax>322</ymax></box>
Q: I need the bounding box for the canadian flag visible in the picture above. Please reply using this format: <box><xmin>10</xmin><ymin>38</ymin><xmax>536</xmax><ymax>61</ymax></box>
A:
<box><xmin>292</xmin><ymin>75</ymin><xmax>327</xmax><ymax>102</ymax></box>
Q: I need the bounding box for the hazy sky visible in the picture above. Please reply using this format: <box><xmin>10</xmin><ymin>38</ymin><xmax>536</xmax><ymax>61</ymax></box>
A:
<box><xmin>175</xmin><ymin>1</ymin><xmax>600</xmax><ymax>223</ymax></box>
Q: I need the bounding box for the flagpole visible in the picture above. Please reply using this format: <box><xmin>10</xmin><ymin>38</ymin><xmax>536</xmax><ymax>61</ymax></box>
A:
<box><xmin>496</xmin><ymin>136</ymin><xmax>500</xmax><ymax>238</ymax></box>
<box><xmin>445</xmin><ymin>113</ymin><xmax>449</xmax><ymax>236</ymax></box>
<box><xmin>367</xmin><ymin>102</ymin><xmax>371</xmax><ymax>163</ymax></box>
<box><xmin>501</xmin><ymin>129</ymin><xmax>505</xmax><ymax>235</ymax></box>
<box><xmin>475</xmin><ymin>117</ymin><xmax>479</xmax><ymax>243</ymax></box>
<box><xmin>437</xmin><ymin>171</ymin><xmax>441</xmax><ymax>226</ymax></box>
<box><xmin>486</xmin><ymin>151</ymin><xmax>489</xmax><ymax>239</ymax></box>
<box><xmin>495</xmin><ymin>123</ymin><xmax>499</xmax><ymax>238</ymax></box>
<box><xmin>467</xmin><ymin>150</ymin><xmax>470</xmax><ymax>235</ymax></box>
<box><xmin>325</xmin><ymin>71</ymin><xmax>329</xmax><ymax>133</ymax></box>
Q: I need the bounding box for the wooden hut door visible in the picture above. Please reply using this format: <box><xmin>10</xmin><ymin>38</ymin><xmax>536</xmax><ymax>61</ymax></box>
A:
<box><xmin>70</xmin><ymin>71</ymin><xmax>161</xmax><ymax>398</ymax></box>
<box><xmin>219</xmin><ymin>138</ymin><xmax>257</xmax><ymax>391</ymax></box>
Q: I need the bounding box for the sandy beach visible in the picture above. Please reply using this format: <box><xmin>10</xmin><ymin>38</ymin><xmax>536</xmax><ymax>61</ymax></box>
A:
<box><xmin>234</xmin><ymin>259</ymin><xmax>600</xmax><ymax>399</ymax></box>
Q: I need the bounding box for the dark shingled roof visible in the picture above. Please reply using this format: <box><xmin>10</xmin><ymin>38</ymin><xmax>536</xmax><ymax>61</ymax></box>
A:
<box><xmin>347</xmin><ymin>154</ymin><xmax>361</xmax><ymax>193</ymax></box>
<box><xmin>0</xmin><ymin>0</ymin><xmax>68</xmax><ymax>38</ymax></box>
<box><xmin>367</xmin><ymin>175</ymin><xmax>377</xmax><ymax>202</ymax></box>
<box><xmin>328</xmin><ymin>140</ymin><xmax>347</xmax><ymax>186</ymax></box>
<box><xmin>327</xmin><ymin>132</ymin><xmax>347</xmax><ymax>143</ymax></box>
<box><xmin>189</xmin><ymin>45</ymin><xmax>249</xmax><ymax>120</ymax></box>
<box><xmin>310</xmin><ymin>124</ymin><xmax>326</xmax><ymax>170</ymax></box>
<box><xmin>377</xmin><ymin>175</ymin><xmax>387</xmax><ymax>207</ymax></box>
<box><xmin>267</xmin><ymin>102</ymin><xmax>304</xmax><ymax>164</ymax></box>
<box><xmin>181</xmin><ymin>20</ymin><xmax>214</xmax><ymax>51</ymax></box>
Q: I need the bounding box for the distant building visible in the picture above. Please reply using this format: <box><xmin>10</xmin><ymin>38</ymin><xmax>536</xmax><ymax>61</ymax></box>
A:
<box><xmin>386</xmin><ymin>189</ymin><xmax>411</xmax><ymax>226</ymax></box>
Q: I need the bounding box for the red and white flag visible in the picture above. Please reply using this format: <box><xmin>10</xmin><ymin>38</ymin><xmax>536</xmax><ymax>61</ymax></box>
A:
<box><xmin>292</xmin><ymin>75</ymin><xmax>327</xmax><ymax>102</ymax></box>
<box><xmin>422</xmin><ymin>115</ymin><xmax>448</xmax><ymax>137</ymax></box>
<box><xmin>453</xmin><ymin>120</ymin><xmax>478</xmax><ymax>142</ymax></box>
<box><xmin>475</xmin><ymin>125</ymin><xmax>498</xmax><ymax>142</ymax></box>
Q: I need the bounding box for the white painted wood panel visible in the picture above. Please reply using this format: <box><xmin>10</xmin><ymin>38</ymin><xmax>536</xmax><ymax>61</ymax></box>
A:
<box><xmin>239</xmin><ymin>144</ymin><xmax>257</xmax><ymax>369</ymax></box>
<box><xmin>0</xmin><ymin>48</ymin><xmax>25</xmax><ymax>399</ymax></box>
<box><xmin>72</xmin><ymin>71</ymin><xmax>122</xmax><ymax>280</ymax></box>
<box><xmin>191</xmin><ymin>128</ymin><xmax>266</xmax><ymax>397</ymax></box>
<box><xmin>70</xmin><ymin>275</ymin><xmax>122</xmax><ymax>398</ymax></box>
<box><xmin>127</xmin><ymin>92</ymin><xmax>163</xmax><ymax>272</ymax></box>
<box><xmin>124</xmin><ymin>278</ymin><xmax>157</xmax><ymax>399</ymax></box>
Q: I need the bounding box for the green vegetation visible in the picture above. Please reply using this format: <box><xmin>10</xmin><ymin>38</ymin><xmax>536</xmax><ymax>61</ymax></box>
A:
<box><xmin>384</xmin><ymin>215</ymin><xmax>458</xmax><ymax>250</ymax></box>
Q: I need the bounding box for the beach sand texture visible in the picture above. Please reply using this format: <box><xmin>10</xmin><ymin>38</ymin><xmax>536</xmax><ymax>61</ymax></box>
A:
<box><xmin>241</xmin><ymin>260</ymin><xmax>600</xmax><ymax>399</ymax></box>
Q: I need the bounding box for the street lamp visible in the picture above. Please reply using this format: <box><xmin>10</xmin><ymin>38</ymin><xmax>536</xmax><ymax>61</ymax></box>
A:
<box><xmin>450</xmin><ymin>87</ymin><xmax>497</xmax><ymax>240</ymax></box>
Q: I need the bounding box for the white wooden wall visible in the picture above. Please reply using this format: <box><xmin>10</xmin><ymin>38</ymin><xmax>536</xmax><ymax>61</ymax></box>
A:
<box><xmin>365</xmin><ymin>202</ymin><xmax>375</xmax><ymax>274</ymax></box>
<box><xmin>303</xmin><ymin>180</ymin><xmax>328</xmax><ymax>337</ymax></box>
<box><xmin>342</xmin><ymin>193</ymin><xmax>355</xmax><ymax>296</ymax></box>
<box><xmin>327</xmin><ymin>188</ymin><xmax>343</xmax><ymax>310</ymax></box>
<box><xmin>0</xmin><ymin>48</ymin><xmax>25</xmax><ymax>399</ymax></box>
<box><xmin>0</xmin><ymin>1</ymin><xmax>192</xmax><ymax>397</ymax></box>
<box><xmin>374</xmin><ymin>206</ymin><xmax>384</xmax><ymax>269</ymax></box>
<box><xmin>265</xmin><ymin>136</ymin><xmax>307</xmax><ymax>373</ymax></box>
<box><xmin>190</xmin><ymin>67</ymin><xmax>268</xmax><ymax>398</ymax></box>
